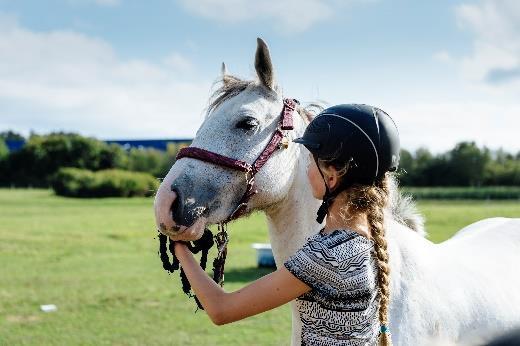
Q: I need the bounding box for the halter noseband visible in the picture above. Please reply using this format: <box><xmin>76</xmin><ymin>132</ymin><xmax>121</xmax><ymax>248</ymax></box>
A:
<box><xmin>175</xmin><ymin>98</ymin><xmax>299</xmax><ymax>222</ymax></box>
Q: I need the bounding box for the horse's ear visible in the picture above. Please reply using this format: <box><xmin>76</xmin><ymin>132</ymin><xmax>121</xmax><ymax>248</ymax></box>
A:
<box><xmin>255</xmin><ymin>37</ymin><xmax>275</xmax><ymax>90</ymax></box>
<box><xmin>221</xmin><ymin>62</ymin><xmax>233</xmax><ymax>85</ymax></box>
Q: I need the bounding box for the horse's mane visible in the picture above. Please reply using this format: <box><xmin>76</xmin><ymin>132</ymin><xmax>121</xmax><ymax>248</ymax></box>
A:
<box><xmin>387</xmin><ymin>173</ymin><xmax>426</xmax><ymax>236</ymax></box>
<box><xmin>207</xmin><ymin>76</ymin><xmax>255</xmax><ymax>116</ymax></box>
<box><xmin>207</xmin><ymin>75</ymin><xmax>426</xmax><ymax>236</ymax></box>
<box><xmin>207</xmin><ymin>75</ymin><xmax>317</xmax><ymax>124</ymax></box>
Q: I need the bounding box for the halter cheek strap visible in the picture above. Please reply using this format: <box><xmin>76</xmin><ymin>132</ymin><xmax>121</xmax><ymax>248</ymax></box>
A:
<box><xmin>175</xmin><ymin>98</ymin><xmax>299</xmax><ymax>222</ymax></box>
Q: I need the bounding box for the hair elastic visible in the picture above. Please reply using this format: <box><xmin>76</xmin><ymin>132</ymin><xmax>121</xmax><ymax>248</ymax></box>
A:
<box><xmin>380</xmin><ymin>324</ymin><xmax>389</xmax><ymax>334</ymax></box>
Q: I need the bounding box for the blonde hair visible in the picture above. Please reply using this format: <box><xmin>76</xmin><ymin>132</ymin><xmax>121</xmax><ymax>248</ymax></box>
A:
<box><xmin>318</xmin><ymin>158</ymin><xmax>392</xmax><ymax>346</ymax></box>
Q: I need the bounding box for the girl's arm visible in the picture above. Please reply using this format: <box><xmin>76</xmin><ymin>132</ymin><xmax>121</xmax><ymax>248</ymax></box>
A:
<box><xmin>174</xmin><ymin>242</ymin><xmax>310</xmax><ymax>325</ymax></box>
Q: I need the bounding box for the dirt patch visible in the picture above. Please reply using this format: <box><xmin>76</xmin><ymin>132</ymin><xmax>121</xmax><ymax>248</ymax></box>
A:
<box><xmin>141</xmin><ymin>300</ymin><xmax>161</xmax><ymax>307</ymax></box>
<box><xmin>6</xmin><ymin>314</ymin><xmax>41</xmax><ymax>323</ymax></box>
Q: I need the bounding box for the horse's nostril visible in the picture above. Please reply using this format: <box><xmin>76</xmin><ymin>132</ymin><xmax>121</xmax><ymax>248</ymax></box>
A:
<box><xmin>170</xmin><ymin>188</ymin><xmax>184</xmax><ymax>225</ymax></box>
<box><xmin>170</xmin><ymin>194</ymin><xmax>179</xmax><ymax>216</ymax></box>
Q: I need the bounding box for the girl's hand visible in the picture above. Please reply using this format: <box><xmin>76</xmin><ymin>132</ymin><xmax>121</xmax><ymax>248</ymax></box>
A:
<box><xmin>163</xmin><ymin>227</ymin><xmax>201</xmax><ymax>242</ymax></box>
<box><xmin>173</xmin><ymin>239</ymin><xmax>312</xmax><ymax>325</ymax></box>
<box><xmin>160</xmin><ymin>217</ymin><xmax>207</xmax><ymax>242</ymax></box>
<box><xmin>173</xmin><ymin>240</ymin><xmax>190</xmax><ymax>252</ymax></box>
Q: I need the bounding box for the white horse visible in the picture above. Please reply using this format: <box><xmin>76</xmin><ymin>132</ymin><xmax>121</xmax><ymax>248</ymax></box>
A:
<box><xmin>154</xmin><ymin>38</ymin><xmax>520</xmax><ymax>345</ymax></box>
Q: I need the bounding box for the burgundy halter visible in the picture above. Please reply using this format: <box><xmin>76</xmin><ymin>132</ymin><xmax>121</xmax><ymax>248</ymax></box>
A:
<box><xmin>176</xmin><ymin>98</ymin><xmax>299</xmax><ymax>222</ymax></box>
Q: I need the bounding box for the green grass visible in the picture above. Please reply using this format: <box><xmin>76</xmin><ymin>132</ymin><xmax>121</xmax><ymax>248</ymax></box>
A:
<box><xmin>416</xmin><ymin>199</ymin><xmax>520</xmax><ymax>242</ymax></box>
<box><xmin>1</xmin><ymin>189</ymin><xmax>519</xmax><ymax>345</ymax></box>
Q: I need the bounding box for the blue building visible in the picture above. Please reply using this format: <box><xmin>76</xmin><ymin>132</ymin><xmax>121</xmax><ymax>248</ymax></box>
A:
<box><xmin>5</xmin><ymin>140</ymin><xmax>25</xmax><ymax>152</ymax></box>
<box><xmin>104</xmin><ymin>139</ymin><xmax>193</xmax><ymax>151</ymax></box>
<box><xmin>4</xmin><ymin>138</ymin><xmax>193</xmax><ymax>152</ymax></box>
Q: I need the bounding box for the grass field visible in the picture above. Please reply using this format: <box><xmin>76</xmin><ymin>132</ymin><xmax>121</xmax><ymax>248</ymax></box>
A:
<box><xmin>1</xmin><ymin>189</ymin><xmax>519</xmax><ymax>345</ymax></box>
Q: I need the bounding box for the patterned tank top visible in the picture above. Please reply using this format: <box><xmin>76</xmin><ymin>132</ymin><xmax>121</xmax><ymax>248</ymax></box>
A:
<box><xmin>283</xmin><ymin>228</ymin><xmax>380</xmax><ymax>345</ymax></box>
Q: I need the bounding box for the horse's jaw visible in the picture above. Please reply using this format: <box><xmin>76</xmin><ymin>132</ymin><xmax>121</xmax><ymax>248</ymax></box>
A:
<box><xmin>262</xmin><ymin>151</ymin><xmax>321</xmax><ymax>265</ymax></box>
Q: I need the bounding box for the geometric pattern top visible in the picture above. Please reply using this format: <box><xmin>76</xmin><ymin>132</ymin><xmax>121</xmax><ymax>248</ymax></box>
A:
<box><xmin>284</xmin><ymin>228</ymin><xmax>381</xmax><ymax>346</ymax></box>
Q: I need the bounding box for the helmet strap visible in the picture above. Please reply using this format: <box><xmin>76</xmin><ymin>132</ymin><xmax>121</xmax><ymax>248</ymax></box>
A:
<box><xmin>313</xmin><ymin>155</ymin><xmax>356</xmax><ymax>224</ymax></box>
<box><xmin>313</xmin><ymin>155</ymin><xmax>335</xmax><ymax>224</ymax></box>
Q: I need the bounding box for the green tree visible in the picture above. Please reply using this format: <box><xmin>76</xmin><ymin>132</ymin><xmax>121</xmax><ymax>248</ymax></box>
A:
<box><xmin>0</xmin><ymin>130</ymin><xmax>24</xmax><ymax>141</ymax></box>
<box><xmin>412</xmin><ymin>147</ymin><xmax>434</xmax><ymax>186</ymax></box>
<box><xmin>0</xmin><ymin>139</ymin><xmax>8</xmax><ymax>160</ymax></box>
<box><xmin>423</xmin><ymin>154</ymin><xmax>451</xmax><ymax>186</ymax></box>
<box><xmin>447</xmin><ymin>141</ymin><xmax>490</xmax><ymax>186</ymax></box>
<box><xmin>99</xmin><ymin>143</ymin><xmax>128</xmax><ymax>170</ymax></box>
<box><xmin>396</xmin><ymin>149</ymin><xmax>414</xmax><ymax>185</ymax></box>
<box><xmin>0</xmin><ymin>139</ymin><xmax>8</xmax><ymax>185</ymax></box>
<box><xmin>484</xmin><ymin>156</ymin><xmax>520</xmax><ymax>185</ymax></box>
<box><xmin>5</xmin><ymin>133</ymin><xmax>109</xmax><ymax>186</ymax></box>
<box><xmin>126</xmin><ymin>147</ymin><xmax>170</xmax><ymax>177</ymax></box>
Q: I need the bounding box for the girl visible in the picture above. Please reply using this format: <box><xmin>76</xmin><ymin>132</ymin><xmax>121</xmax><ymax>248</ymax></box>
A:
<box><xmin>172</xmin><ymin>104</ymin><xmax>400</xmax><ymax>345</ymax></box>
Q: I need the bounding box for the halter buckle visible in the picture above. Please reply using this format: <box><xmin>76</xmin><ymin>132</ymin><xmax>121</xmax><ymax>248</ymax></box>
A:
<box><xmin>279</xmin><ymin>136</ymin><xmax>289</xmax><ymax>149</ymax></box>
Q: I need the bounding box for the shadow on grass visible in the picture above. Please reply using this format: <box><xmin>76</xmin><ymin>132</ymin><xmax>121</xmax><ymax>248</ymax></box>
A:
<box><xmin>224</xmin><ymin>266</ymin><xmax>276</xmax><ymax>283</ymax></box>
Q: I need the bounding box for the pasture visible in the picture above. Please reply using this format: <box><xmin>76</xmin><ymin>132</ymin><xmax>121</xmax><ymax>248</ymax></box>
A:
<box><xmin>1</xmin><ymin>189</ymin><xmax>519</xmax><ymax>345</ymax></box>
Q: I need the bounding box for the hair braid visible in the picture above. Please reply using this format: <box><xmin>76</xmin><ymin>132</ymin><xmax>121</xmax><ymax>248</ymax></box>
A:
<box><xmin>318</xmin><ymin>159</ymin><xmax>394</xmax><ymax>344</ymax></box>
<box><xmin>331</xmin><ymin>172</ymin><xmax>393</xmax><ymax>345</ymax></box>
<box><xmin>366</xmin><ymin>176</ymin><xmax>392</xmax><ymax>346</ymax></box>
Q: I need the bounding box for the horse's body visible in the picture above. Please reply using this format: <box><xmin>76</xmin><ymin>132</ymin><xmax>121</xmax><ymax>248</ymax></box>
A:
<box><xmin>154</xmin><ymin>38</ymin><xmax>520</xmax><ymax>345</ymax></box>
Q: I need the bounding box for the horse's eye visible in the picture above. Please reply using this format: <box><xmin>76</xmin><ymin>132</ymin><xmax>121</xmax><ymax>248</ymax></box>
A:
<box><xmin>235</xmin><ymin>117</ymin><xmax>259</xmax><ymax>131</ymax></box>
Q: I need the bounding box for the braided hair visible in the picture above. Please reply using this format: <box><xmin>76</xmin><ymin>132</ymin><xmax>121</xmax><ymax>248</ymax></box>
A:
<box><xmin>318</xmin><ymin>158</ymin><xmax>393</xmax><ymax>345</ymax></box>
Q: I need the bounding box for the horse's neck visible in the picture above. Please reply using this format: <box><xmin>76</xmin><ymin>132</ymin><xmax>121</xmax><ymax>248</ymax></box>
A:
<box><xmin>264</xmin><ymin>151</ymin><xmax>321</xmax><ymax>264</ymax></box>
<box><xmin>385</xmin><ymin>217</ymin><xmax>437</xmax><ymax>285</ymax></box>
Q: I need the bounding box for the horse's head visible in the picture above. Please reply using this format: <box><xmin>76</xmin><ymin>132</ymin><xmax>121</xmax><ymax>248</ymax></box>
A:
<box><xmin>154</xmin><ymin>38</ymin><xmax>311</xmax><ymax>240</ymax></box>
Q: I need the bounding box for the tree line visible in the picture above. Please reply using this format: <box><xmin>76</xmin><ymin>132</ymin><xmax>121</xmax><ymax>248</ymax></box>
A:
<box><xmin>0</xmin><ymin>131</ymin><xmax>519</xmax><ymax>188</ymax></box>
<box><xmin>0</xmin><ymin>131</ymin><xmax>184</xmax><ymax>188</ymax></box>
<box><xmin>398</xmin><ymin>142</ymin><xmax>520</xmax><ymax>186</ymax></box>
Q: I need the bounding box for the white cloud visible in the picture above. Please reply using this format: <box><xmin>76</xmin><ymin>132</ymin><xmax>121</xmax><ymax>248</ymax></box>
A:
<box><xmin>0</xmin><ymin>16</ymin><xmax>212</xmax><ymax>139</ymax></box>
<box><xmin>433</xmin><ymin>50</ymin><xmax>453</xmax><ymax>64</ymax></box>
<box><xmin>178</xmin><ymin>0</ymin><xmax>357</xmax><ymax>34</ymax></box>
<box><xmin>163</xmin><ymin>53</ymin><xmax>194</xmax><ymax>72</ymax></box>
<box><xmin>387</xmin><ymin>102</ymin><xmax>520</xmax><ymax>153</ymax></box>
<box><xmin>455</xmin><ymin>0</ymin><xmax>520</xmax><ymax>84</ymax></box>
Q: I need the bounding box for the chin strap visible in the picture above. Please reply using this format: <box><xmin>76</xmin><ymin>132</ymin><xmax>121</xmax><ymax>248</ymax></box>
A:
<box><xmin>313</xmin><ymin>155</ymin><xmax>356</xmax><ymax>224</ymax></box>
<box><xmin>316</xmin><ymin>197</ymin><xmax>332</xmax><ymax>224</ymax></box>
<box><xmin>314</xmin><ymin>155</ymin><xmax>334</xmax><ymax>224</ymax></box>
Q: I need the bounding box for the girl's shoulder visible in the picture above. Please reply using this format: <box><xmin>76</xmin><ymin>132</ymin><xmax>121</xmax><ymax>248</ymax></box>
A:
<box><xmin>285</xmin><ymin>228</ymin><xmax>378</xmax><ymax>298</ymax></box>
<box><xmin>307</xmin><ymin>228</ymin><xmax>375</xmax><ymax>255</ymax></box>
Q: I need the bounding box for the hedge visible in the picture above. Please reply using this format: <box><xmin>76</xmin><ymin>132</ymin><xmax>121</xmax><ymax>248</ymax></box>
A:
<box><xmin>401</xmin><ymin>186</ymin><xmax>520</xmax><ymax>200</ymax></box>
<box><xmin>51</xmin><ymin>168</ymin><xmax>159</xmax><ymax>198</ymax></box>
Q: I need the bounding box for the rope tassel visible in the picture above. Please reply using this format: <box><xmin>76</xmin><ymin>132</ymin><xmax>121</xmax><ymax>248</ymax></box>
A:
<box><xmin>157</xmin><ymin>224</ymin><xmax>229</xmax><ymax>311</ymax></box>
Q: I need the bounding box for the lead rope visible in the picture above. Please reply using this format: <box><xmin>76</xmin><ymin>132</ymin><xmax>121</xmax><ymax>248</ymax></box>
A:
<box><xmin>158</xmin><ymin>223</ymin><xmax>229</xmax><ymax>311</ymax></box>
<box><xmin>212</xmin><ymin>223</ymin><xmax>229</xmax><ymax>286</ymax></box>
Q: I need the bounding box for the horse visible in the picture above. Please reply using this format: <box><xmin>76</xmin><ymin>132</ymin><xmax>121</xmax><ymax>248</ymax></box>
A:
<box><xmin>154</xmin><ymin>38</ymin><xmax>520</xmax><ymax>345</ymax></box>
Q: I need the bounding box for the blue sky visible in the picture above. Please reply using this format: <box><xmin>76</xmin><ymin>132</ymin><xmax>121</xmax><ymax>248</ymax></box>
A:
<box><xmin>0</xmin><ymin>0</ymin><xmax>519</xmax><ymax>153</ymax></box>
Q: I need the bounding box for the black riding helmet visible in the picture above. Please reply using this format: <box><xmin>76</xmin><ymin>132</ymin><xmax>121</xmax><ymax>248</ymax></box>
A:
<box><xmin>293</xmin><ymin>104</ymin><xmax>400</xmax><ymax>223</ymax></box>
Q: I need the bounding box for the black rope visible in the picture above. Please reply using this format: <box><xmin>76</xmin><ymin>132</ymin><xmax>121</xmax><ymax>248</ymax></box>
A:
<box><xmin>158</xmin><ymin>225</ymin><xmax>228</xmax><ymax>311</ymax></box>
<box><xmin>158</xmin><ymin>233</ymin><xmax>178</xmax><ymax>272</ymax></box>
<box><xmin>212</xmin><ymin>224</ymin><xmax>229</xmax><ymax>286</ymax></box>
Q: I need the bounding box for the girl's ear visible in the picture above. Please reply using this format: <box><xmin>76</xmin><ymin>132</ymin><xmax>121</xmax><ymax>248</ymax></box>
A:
<box><xmin>326</xmin><ymin>167</ymin><xmax>340</xmax><ymax>190</ymax></box>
